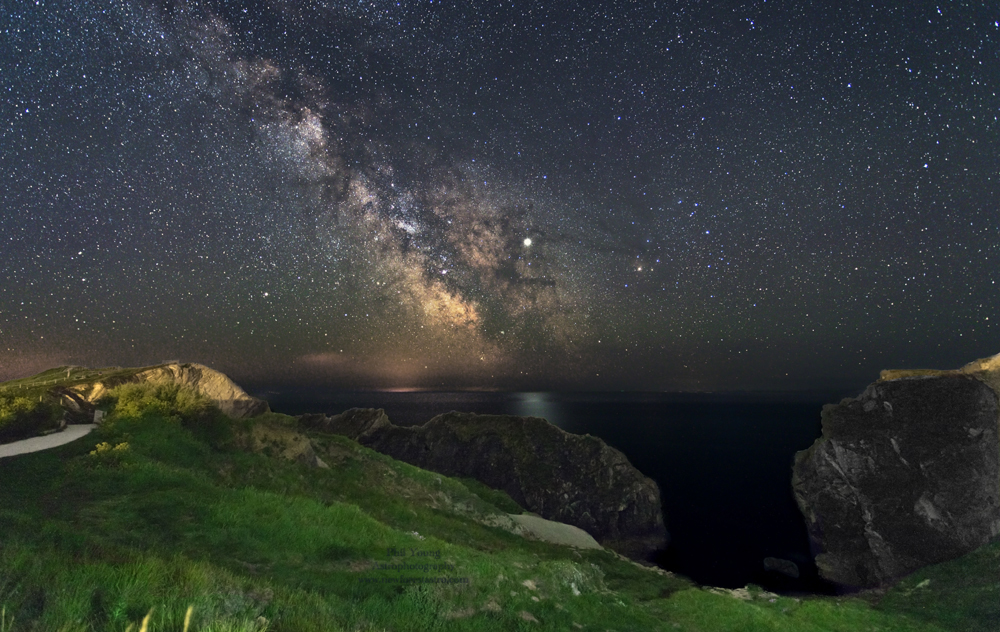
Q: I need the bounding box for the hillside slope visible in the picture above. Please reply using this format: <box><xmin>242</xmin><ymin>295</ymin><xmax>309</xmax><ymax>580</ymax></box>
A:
<box><xmin>0</xmin><ymin>371</ymin><xmax>995</xmax><ymax>631</ymax></box>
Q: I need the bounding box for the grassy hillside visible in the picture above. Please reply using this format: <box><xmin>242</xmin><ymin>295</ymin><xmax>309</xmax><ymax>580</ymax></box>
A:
<box><xmin>0</xmin><ymin>365</ymin><xmax>155</xmax><ymax>397</ymax></box>
<box><xmin>0</xmin><ymin>379</ymin><xmax>995</xmax><ymax>631</ymax></box>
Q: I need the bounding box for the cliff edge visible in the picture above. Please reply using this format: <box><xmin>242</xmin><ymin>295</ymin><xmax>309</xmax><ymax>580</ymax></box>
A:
<box><xmin>71</xmin><ymin>363</ymin><xmax>269</xmax><ymax>419</ymax></box>
<box><xmin>302</xmin><ymin>408</ymin><xmax>669</xmax><ymax>561</ymax></box>
<box><xmin>793</xmin><ymin>353</ymin><xmax>1000</xmax><ymax>588</ymax></box>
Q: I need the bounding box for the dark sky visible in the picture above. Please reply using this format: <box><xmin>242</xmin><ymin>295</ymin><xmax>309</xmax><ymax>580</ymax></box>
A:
<box><xmin>1</xmin><ymin>0</ymin><xmax>998</xmax><ymax>392</ymax></box>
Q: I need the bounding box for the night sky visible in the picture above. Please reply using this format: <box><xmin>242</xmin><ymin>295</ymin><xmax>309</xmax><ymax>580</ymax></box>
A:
<box><xmin>2</xmin><ymin>0</ymin><xmax>998</xmax><ymax>392</ymax></box>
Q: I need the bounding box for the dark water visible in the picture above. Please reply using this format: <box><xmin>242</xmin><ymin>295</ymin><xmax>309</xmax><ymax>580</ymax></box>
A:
<box><xmin>260</xmin><ymin>389</ymin><xmax>843</xmax><ymax>594</ymax></box>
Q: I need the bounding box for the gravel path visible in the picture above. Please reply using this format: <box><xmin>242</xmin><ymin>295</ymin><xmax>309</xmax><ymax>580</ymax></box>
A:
<box><xmin>0</xmin><ymin>424</ymin><xmax>97</xmax><ymax>459</ymax></box>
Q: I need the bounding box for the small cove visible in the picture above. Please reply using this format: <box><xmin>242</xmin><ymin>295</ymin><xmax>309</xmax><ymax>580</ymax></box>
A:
<box><xmin>262</xmin><ymin>389</ymin><xmax>850</xmax><ymax>593</ymax></box>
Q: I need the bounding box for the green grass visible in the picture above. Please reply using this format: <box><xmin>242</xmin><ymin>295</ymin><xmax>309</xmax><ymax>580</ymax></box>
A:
<box><xmin>454</xmin><ymin>477</ymin><xmax>525</xmax><ymax>514</ymax></box>
<box><xmin>659</xmin><ymin>588</ymin><xmax>952</xmax><ymax>632</ymax></box>
<box><xmin>0</xmin><ymin>378</ymin><xmax>995</xmax><ymax>631</ymax></box>
<box><xmin>0</xmin><ymin>365</ymin><xmax>145</xmax><ymax>397</ymax></box>
<box><xmin>866</xmin><ymin>537</ymin><xmax>1000</xmax><ymax>632</ymax></box>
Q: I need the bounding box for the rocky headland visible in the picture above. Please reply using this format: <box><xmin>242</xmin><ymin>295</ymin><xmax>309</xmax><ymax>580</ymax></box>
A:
<box><xmin>67</xmin><ymin>363</ymin><xmax>270</xmax><ymax>420</ymax></box>
<box><xmin>300</xmin><ymin>408</ymin><xmax>669</xmax><ymax>561</ymax></box>
<box><xmin>793</xmin><ymin>353</ymin><xmax>1000</xmax><ymax>589</ymax></box>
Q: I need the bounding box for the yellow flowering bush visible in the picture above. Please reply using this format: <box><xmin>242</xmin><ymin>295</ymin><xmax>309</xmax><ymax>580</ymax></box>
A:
<box><xmin>89</xmin><ymin>441</ymin><xmax>132</xmax><ymax>468</ymax></box>
<box><xmin>90</xmin><ymin>441</ymin><xmax>130</xmax><ymax>455</ymax></box>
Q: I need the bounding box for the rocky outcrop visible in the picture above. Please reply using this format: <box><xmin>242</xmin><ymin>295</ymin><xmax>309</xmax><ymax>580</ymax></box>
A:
<box><xmin>762</xmin><ymin>557</ymin><xmax>799</xmax><ymax>579</ymax></box>
<box><xmin>236</xmin><ymin>417</ymin><xmax>328</xmax><ymax>469</ymax></box>
<box><xmin>71</xmin><ymin>363</ymin><xmax>269</xmax><ymax>419</ymax></box>
<box><xmin>51</xmin><ymin>387</ymin><xmax>97</xmax><ymax>424</ymax></box>
<box><xmin>301</xmin><ymin>408</ymin><xmax>668</xmax><ymax>560</ymax></box>
<box><xmin>793</xmin><ymin>358</ymin><xmax>1000</xmax><ymax>588</ymax></box>
<box><xmin>881</xmin><ymin>351</ymin><xmax>1000</xmax><ymax>395</ymax></box>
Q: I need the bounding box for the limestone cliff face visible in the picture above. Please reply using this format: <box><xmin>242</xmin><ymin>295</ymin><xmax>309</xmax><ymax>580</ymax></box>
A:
<box><xmin>301</xmin><ymin>408</ymin><xmax>669</xmax><ymax>561</ymax></box>
<box><xmin>72</xmin><ymin>363</ymin><xmax>269</xmax><ymax>419</ymax></box>
<box><xmin>793</xmin><ymin>356</ymin><xmax>1000</xmax><ymax>588</ymax></box>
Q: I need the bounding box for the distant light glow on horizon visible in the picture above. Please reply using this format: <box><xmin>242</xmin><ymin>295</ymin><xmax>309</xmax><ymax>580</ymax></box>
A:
<box><xmin>1</xmin><ymin>1</ymin><xmax>997</xmax><ymax>392</ymax></box>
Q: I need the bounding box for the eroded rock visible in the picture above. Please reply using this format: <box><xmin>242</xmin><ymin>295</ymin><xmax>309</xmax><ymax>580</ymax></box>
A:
<box><xmin>51</xmin><ymin>387</ymin><xmax>96</xmax><ymax>424</ymax></box>
<box><xmin>71</xmin><ymin>363</ymin><xmax>269</xmax><ymax>419</ymax></box>
<box><xmin>793</xmin><ymin>371</ymin><xmax>1000</xmax><ymax>588</ymax></box>
<box><xmin>237</xmin><ymin>417</ymin><xmax>328</xmax><ymax>469</ymax></box>
<box><xmin>762</xmin><ymin>556</ymin><xmax>799</xmax><ymax>579</ymax></box>
<box><xmin>302</xmin><ymin>408</ymin><xmax>668</xmax><ymax>560</ymax></box>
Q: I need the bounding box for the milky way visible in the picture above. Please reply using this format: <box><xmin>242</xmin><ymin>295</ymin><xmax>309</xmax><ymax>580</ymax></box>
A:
<box><xmin>1</xmin><ymin>1</ymin><xmax>998</xmax><ymax>391</ymax></box>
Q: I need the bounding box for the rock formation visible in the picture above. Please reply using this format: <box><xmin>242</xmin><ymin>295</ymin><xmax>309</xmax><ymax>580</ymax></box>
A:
<box><xmin>793</xmin><ymin>354</ymin><xmax>1000</xmax><ymax>588</ymax></box>
<box><xmin>71</xmin><ymin>363</ymin><xmax>269</xmax><ymax>419</ymax></box>
<box><xmin>52</xmin><ymin>387</ymin><xmax>97</xmax><ymax>424</ymax></box>
<box><xmin>881</xmin><ymin>351</ymin><xmax>1000</xmax><ymax>394</ymax></box>
<box><xmin>762</xmin><ymin>556</ymin><xmax>799</xmax><ymax>579</ymax></box>
<box><xmin>301</xmin><ymin>408</ymin><xmax>669</xmax><ymax>560</ymax></box>
<box><xmin>236</xmin><ymin>417</ymin><xmax>329</xmax><ymax>469</ymax></box>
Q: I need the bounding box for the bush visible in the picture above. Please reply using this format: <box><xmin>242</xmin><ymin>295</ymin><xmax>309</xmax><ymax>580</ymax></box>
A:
<box><xmin>102</xmin><ymin>383</ymin><xmax>215</xmax><ymax>425</ymax></box>
<box><xmin>98</xmin><ymin>382</ymin><xmax>236</xmax><ymax>450</ymax></box>
<box><xmin>88</xmin><ymin>441</ymin><xmax>133</xmax><ymax>469</ymax></box>
<box><xmin>0</xmin><ymin>395</ymin><xmax>62</xmax><ymax>443</ymax></box>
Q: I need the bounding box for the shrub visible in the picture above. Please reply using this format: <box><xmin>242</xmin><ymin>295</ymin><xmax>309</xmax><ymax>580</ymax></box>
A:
<box><xmin>88</xmin><ymin>441</ymin><xmax>133</xmax><ymax>469</ymax></box>
<box><xmin>0</xmin><ymin>395</ymin><xmax>62</xmax><ymax>443</ymax></box>
<box><xmin>102</xmin><ymin>383</ymin><xmax>215</xmax><ymax>425</ymax></box>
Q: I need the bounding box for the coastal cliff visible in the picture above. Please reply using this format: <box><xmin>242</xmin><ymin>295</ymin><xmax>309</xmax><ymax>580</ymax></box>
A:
<box><xmin>301</xmin><ymin>408</ymin><xmax>670</xmax><ymax>561</ymax></box>
<box><xmin>793</xmin><ymin>353</ymin><xmax>1000</xmax><ymax>588</ymax></box>
<box><xmin>69</xmin><ymin>363</ymin><xmax>269</xmax><ymax>419</ymax></box>
<box><xmin>2</xmin><ymin>362</ymin><xmax>999</xmax><ymax>629</ymax></box>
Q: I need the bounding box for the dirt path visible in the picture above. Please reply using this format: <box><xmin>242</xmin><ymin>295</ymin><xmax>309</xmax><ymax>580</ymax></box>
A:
<box><xmin>0</xmin><ymin>424</ymin><xmax>97</xmax><ymax>459</ymax></box>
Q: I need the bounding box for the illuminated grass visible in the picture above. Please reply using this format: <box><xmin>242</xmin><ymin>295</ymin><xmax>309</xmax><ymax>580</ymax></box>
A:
<box><xmin>0</xmin><ymin>379</ymin><xmax>994</xmax><ymax>630</ymax></box>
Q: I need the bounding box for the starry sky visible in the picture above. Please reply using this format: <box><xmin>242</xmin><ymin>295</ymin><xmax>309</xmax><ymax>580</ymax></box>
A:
<box><xmin>1</xmin><ymin>0</ymin><xmax>998</xmax><ymax>392</ymax></box>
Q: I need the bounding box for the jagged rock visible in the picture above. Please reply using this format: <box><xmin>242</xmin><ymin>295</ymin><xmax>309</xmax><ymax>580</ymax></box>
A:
<box><xmin>51</xmin><ymin>387</ymin><xmax>96</xmax><ymax>424</ymax></box>
<box><xmin>300</xmin><ymin>408</ymin><xmax>390</xmax><ymax>441</ymax></box>
<box><xmin>71</xmin><ymin>363</ymin><xmax>269</xmax><ymax>419</ymax></box>
<box><xmin>302</xmin><ymin>408</ymin><xmax>668</xmax><ymax>560</ymax></box>
<box><xmin>793</xmin><ymin>363</ymin><xmax>1000</xmax><ymax>588</ymax></box>
<box><xmin>238</xmin><ymin>417</ymin><xmax>328</xmax><ymax>469</ymax></box>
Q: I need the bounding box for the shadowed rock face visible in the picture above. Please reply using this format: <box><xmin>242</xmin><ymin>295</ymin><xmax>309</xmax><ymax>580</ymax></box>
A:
<box><xmin>52</xmin><ymin>387</ymin><xmax>97</xmax><ymax>423</ymax></box>
<box><xmin>71</xmin><ymin>363</ymin><xmax>269</xmax><ymax>419</ymax></box>
<box><xmin>793</xmin><ymin>373</ymin><xmax>1000</xmax><ymax>588</ymax></box>
<box><xmin>302</xmin><ymin>408</ymin><xmax>669</xmax><ymax>560</ymax></box>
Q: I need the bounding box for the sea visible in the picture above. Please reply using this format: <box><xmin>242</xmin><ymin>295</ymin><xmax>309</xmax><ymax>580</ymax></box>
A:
<box><xmin>258</xmin><ymin>389</ymin><xmax>855</xmax><ymax>594</ymax></box>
